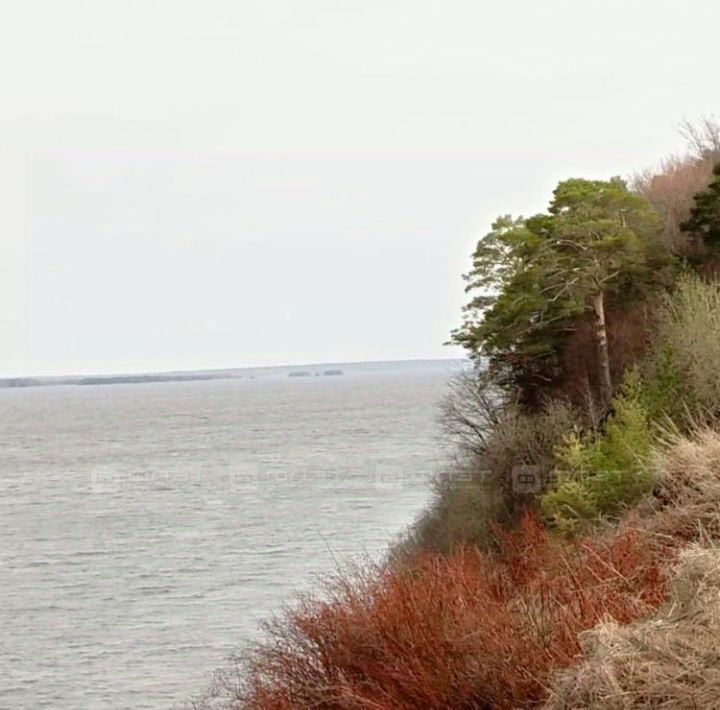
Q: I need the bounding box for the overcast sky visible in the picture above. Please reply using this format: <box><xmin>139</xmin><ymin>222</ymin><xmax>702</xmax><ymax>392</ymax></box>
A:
<box><xmin>1</xmin><ymin>0</ymin><xmax>718</xmax><ymax>376</ymax></box>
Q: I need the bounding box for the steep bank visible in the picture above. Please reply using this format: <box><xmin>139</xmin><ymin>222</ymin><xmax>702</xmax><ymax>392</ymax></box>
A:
<box><xmin>191</xmin><ymin>123</ymin><xmax>720</xmax><ymax>709</ymax></box>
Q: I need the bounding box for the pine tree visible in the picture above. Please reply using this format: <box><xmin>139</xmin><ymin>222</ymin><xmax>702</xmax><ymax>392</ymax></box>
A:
<box><xmin>451</xmin><ymin>178</ymin><xmax>668</xmax><ymax>406</ymax></box>
<box><xmin>681</xmin><ymin>162</ymin><xmax>720</xmax><ymax>249</ymax></box>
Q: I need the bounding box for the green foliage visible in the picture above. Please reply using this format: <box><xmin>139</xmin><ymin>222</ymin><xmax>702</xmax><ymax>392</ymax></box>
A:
<box><xmin>541</xmin><ymin>378</ymin><xmax>655</xmax><ymax>533</ymax></box>
<box><xmin>450</xmin><ymin>214</ymin><xmax>577</xmax><ymax>395</ymax></box>
<box><xmin>542</xmin><ymin>272</ymin><xmax>720</xmax><ymax>534</ymax></box>
<box><xmin>681</xmin><ymin>162</ymin><xmax>720</xmax><ymax>249</ymax></box>
<box><xmin>589</xmin><ymin>386</ymin><xmax>654</xmax><ymax>511</ymax></box>
<box><xmin>451</xmin><ymin>178</ymin><xmax>671</xmax><ymax>401</ymax></box>
<box><xmin>541</xmin><ymin>480</ymin><xmax>598</xmax><ymax>535</ymax></box>
<box><xmin>546</xmin><ymin>178</ymin><xmax>662</xmax><ymax>297</ymax></box>
<box><xmin>637</xmin><ymin>342</ymin><xmax>692</xmax><ymax>425</ymax></box>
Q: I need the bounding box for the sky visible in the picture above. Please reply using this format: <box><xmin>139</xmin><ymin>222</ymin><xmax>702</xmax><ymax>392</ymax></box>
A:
<box><xmin>1</xmin><ymin>0</ymin><xmax>718</xmax><ymax>376</ymax></box>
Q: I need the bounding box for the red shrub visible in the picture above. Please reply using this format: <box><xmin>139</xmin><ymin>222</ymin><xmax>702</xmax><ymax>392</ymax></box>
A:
<box><xmin>236</xmin><ymin>515</ymin><xmax>669</xmax><ymax>709</ymax></box>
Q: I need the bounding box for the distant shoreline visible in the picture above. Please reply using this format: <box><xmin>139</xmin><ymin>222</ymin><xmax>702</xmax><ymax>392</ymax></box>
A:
<box><xmin>0</xmin><ymin>358</ymin><xmax>467</xmax><ymax>390</ymax></box>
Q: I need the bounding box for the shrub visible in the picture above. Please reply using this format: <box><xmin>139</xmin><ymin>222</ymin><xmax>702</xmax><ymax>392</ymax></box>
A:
<box><xmin>542</xmin><ymin>380</ymin><xmax>654</xmax><ymax>532</ymax></box>
<box><xmin>589</xmin><ymin>381</ymin><xmax>655</xmax><ymax>511</ymax></box>
<box><xmin>651</xmin><ymin>273</ymin><xmax>720</xmax><ymax>419</ymax></box>
<box><xmin>439</xmin><ymin>368</ymin><xmax>508</xmax><ymax>456</ymax></box>
<box><xmin>541</xmin><ymin>480</ymin><xmax>599</xmax><ymax>535</ymax></box>
<box><xmin>398</xmin><ymin>398</ymin><xmax>577</xmax><ymax>556</ymax></box>
<box><xmin>636</xmin><ymin>341</ymin><xmax>691</xmax><ymax>425</ymax></box>
<box><xmin>392</xmin><ymin>462</ymin><xmax>507</xmax><ymax>560</ymax></box>
<box><xmin>480</xmin><ymin>399</ymin><xmax>579</xmax><ymax>524</ymax></box>
<box><xmin>196</xmin><ymin>516</ymin><xmax>666</xmax><ymax>710</ymax></box>
<box><xmin>539</xmin><ymin>315</ymin><xmax>720</xmax><ymax>705</ymax></box>
<box><xmin>634</xmin><ymin>155</ymin><xmax>717</xmax><ymax>256</ymax></box>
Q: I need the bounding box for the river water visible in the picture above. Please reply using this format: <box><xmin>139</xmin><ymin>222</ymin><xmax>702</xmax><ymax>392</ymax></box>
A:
<box><xmin>0</xmin><ymin>362</ymin><xmax>452</xmax><ymax>709</ymax></box>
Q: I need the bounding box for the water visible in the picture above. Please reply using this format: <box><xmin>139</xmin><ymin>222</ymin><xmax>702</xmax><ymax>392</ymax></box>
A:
<box><xmin>0</xmin><ymin>363</ymin><xmax>452</xmax><ymax>709</ymax></box>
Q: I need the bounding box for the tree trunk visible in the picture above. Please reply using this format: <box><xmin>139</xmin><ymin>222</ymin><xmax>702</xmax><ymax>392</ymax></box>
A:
<box><xmin>593</xmin><ymin>290</ymin><xmax>613</xmax><ymax>407</ymax></box>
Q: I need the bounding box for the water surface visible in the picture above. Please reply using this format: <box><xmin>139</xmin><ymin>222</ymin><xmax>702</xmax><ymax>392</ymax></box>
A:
<box><xmin>0</xmin><ymin>364</ymin><xmax>451</xmax><ymax>708</ymax></box>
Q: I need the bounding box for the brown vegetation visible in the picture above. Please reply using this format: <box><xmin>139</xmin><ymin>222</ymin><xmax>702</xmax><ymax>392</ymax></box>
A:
<box><xmin>400</xmin><ymin>395</ymin><xmax>577</xmax><ymax>557</ymax></box>
<box><xmin>191</xmin><ymin>421</ymin><xmax>720</xmax><ymax>710</ymax></box>
<box><xmin>544</xmin><ymin>546</ymin><xmax>720</xmax><ymax>709</ymax></box>
<box><xmin>552</xmin><ymin>300</ymin><xmax>655</xmax><ymax>408</ymax></box>
<box><xmin>208</xmin><ymin>515</ymin><xmax>667</xmax><ymax>709</ymax></box>
<box><xmin>648</xmin><ymin>428</ymin><xmax>720</xmax><ymax>541</ymax></box>
<box><xmin>191</xmin><ymin>122</ymin><xmax>720</xmax><ymax>710</ymax></box>
<box><xmin>634</xmin><ymin>117</ymin><xmax>720</xmax><ymax>256</ymax></box>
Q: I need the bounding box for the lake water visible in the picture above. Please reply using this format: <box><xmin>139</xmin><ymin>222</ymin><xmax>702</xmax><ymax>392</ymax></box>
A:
<box><xmin>0</xmin><ymin>363</ymin><xmax>453</xmax><ymax>709</ymax></box>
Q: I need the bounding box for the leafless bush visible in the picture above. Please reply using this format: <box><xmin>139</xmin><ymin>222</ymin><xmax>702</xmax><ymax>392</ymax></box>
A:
<box><xmin>395</xmin><ymin>398</ymin><xmax>578</xmax><ymax>557</ymax></box>
<box><xmin>482</xmin><ymin>399</ymin><xmax>578</xmax><ymax>493</ymax></box>
<box><xmin>391</xmin><ymin>458</ymin><xmax>507</xmax><ymax>559</ymax></box>
<box><xmin>680</xmin><ymin>115</ymin><xmax>720</xmax><ymax>161</ymax></box>
<box><xmin>439</xmin><ymin>368</ymin><xmax>509</xmax><ymax>455</ymax></box>
<box><xmin>633</xmin><ymin>117</ymin><xmax>720</xmax><ymax>255</ymax></box>
<box><xmin>634</xmin><ymin>156</ymin><xmax>714</xmax><ymax>253</ymax></box>
<box><xmin>195</xmin><ymin>515</ymin><xmax>666</xmax><ymax>710</ymax></box>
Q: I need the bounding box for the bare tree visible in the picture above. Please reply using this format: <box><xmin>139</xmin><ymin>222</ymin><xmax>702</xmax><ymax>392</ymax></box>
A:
<box><xmin>634</xmin><ymin>117</ymin><xmax>720</xmax><ymax>255</ymax></box>
<box><xmin>439</xmin><ymin>368</ymin><xmax>509</xmax><ymax>455</ymax></box>
<box><xmin>680</xmin><ymin>116</ymin><xmax>720</xmax><ymax>161</ymax></box>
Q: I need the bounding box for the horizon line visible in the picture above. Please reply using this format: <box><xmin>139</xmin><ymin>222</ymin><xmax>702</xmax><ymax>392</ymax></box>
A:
<box><xmin>2</xmin><ymin>356</ymin><xmax>468</xmax><ymax>382</ymax></box>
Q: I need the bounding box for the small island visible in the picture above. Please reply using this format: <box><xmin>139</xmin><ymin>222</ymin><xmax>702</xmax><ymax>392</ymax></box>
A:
<box><xmin>288</xmin><ymin>369</ymin><xmax>343</xmax><ymax>378</ymax></box>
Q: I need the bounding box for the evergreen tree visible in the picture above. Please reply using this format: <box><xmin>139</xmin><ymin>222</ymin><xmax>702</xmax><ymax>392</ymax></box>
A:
<box><xmin>681</xmin><ymin>162</ymin><xmax>720</xmax><ymax>249</ymax></box>
<box><xmin>452</xmin><ymin>178</ymin><xmax>668</xmax><ymax>406</ymax></box>
<box><xmin>543</xmin><ymin>178</ymin><xmax>663</xmax><ymax>404</ymax></box>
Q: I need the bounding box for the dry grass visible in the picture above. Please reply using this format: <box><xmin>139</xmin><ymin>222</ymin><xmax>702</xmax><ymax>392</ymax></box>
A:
<box><xmin>543</xmin><ymin>428</ymin><xmax>720</xmax><ymax>708</ymax></box>
<box><xmin>192</xmin><ymin>515</ymin><xmax>667</xmax><ymax>710</ymax></box>
<box><xmin>189</xmin><ymin>425</ymin><xmax>720</xmax><ymax>710</ymax></box>
<box><xmin>543</xmin><ymin>545</ymin><xmax>720</xmax><ymax>709</ymax></box>
<box><xmin>647</xmin><ymin>427</ymin><xmax>720</xmax><ymax>541</ymax></box>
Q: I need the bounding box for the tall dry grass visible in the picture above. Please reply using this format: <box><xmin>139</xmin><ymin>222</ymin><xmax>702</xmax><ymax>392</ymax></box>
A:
<box><xmin>544</xmin><ymin>546</ymin><xmax>720</xmax><ymax>709</ymax></box>
<box><xmin>543</xmin><ymin>427</ymin><xmax>720</xmax><ymax>707</ymax></box>
<box><xmin>649</xmin><ymin>427</ymin><xmax>720</xmax><ymax>541</ymax></box>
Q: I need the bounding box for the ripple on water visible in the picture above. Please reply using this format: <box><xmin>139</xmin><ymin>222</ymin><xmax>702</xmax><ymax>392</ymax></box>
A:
<box><xmin>0</xmin><ymin>369</ymin><xmax>450</xmax><ymax>709</ymax></box>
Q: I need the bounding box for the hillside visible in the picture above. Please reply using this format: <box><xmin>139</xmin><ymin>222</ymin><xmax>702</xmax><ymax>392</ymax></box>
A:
<box><xmin>191</xmin><ymin>120</ymin><xmax>720</xmax><ymax>709</ymax></box>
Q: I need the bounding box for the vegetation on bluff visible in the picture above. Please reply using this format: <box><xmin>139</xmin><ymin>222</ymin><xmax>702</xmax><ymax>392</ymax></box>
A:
<box><xmin>449</xmin><ymin>177</ymin><xmax>671</xmax><ymax>406</ymax></box>
<box><xmin>192</xmin><ymin>119</ymin><xmax>720</xmax><ymax>709</ymax></box>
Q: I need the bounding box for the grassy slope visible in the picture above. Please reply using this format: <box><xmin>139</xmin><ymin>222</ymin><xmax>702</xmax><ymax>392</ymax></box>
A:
<box><xmin>192</xmin><ymin>429</ymin><xmax>720</xmax><ymax>709</ymax></box>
